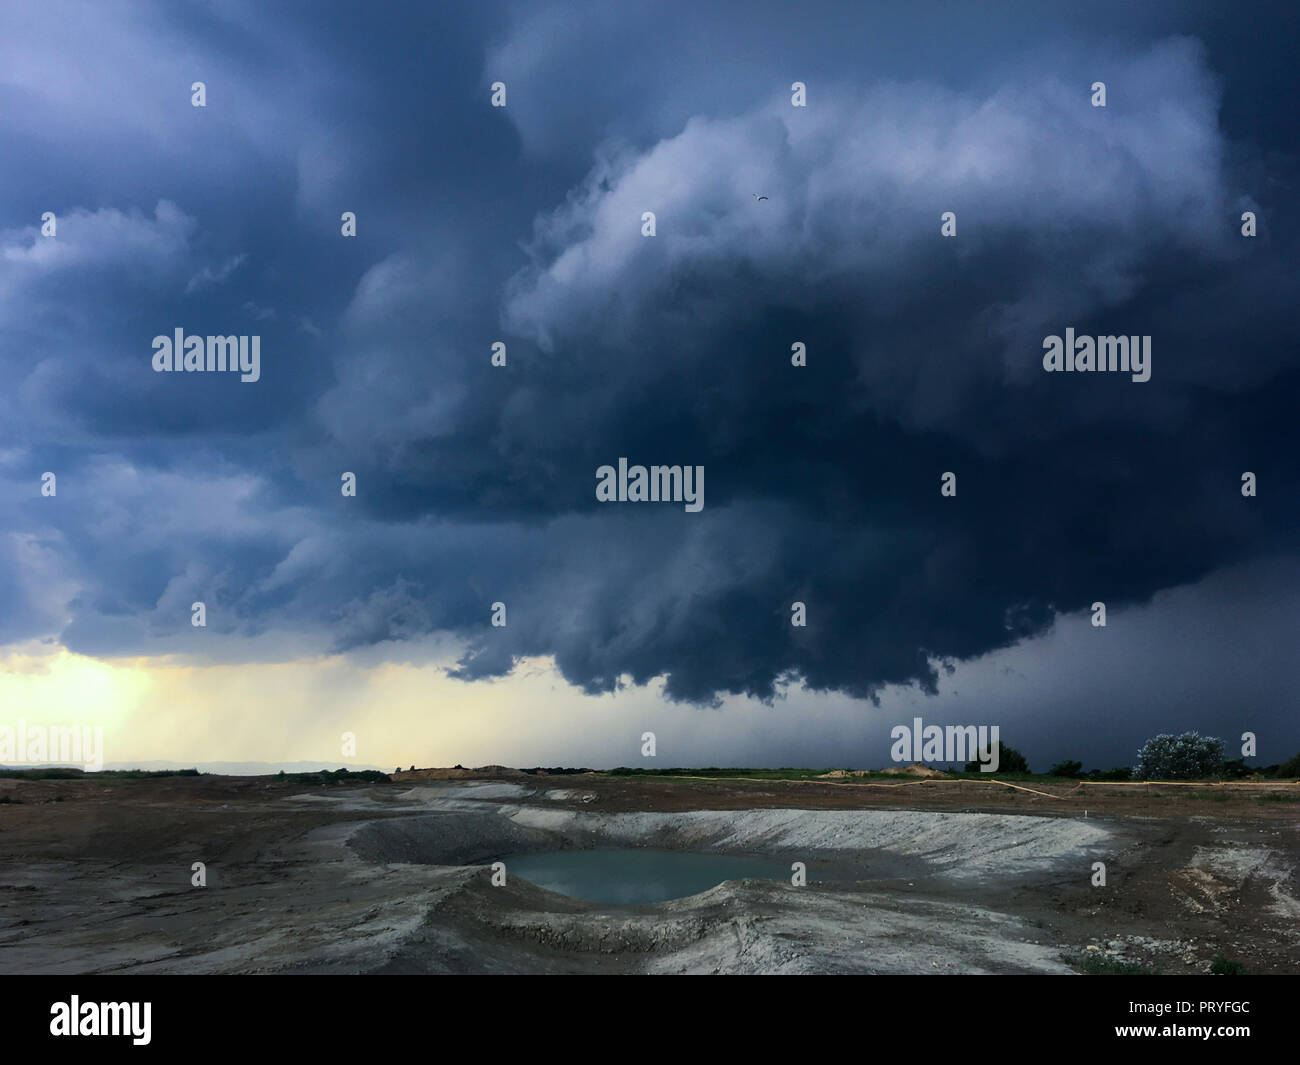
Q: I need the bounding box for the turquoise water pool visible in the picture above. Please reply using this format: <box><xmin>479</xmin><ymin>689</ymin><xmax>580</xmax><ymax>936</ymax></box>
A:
<box><xmin>499</xmin><ymin>848</ymin><xmax>791</xmax><ymax>904</ymax></box>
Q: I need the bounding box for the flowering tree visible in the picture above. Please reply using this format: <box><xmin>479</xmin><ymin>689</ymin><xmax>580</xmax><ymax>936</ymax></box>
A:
<box><xmin>1134</xmin><ymin>732</ymin><xmax>1224</xmax><ymax>780</ymax></box>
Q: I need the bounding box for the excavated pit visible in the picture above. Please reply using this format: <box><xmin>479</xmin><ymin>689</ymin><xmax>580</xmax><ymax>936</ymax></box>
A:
<box><xmin>348</xmin><ymin>791</ymin><xmax>1113</xmax><ymax>888</ymax></box>
<box><xmin>336</xmin><ymin>788</ymin><xmax>1119</xmax><ymax>972</ymax></box>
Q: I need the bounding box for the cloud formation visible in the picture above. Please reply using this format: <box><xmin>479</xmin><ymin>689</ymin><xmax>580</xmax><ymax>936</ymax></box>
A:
<box><xmin>1</xmin><ymin>1</ymin><xmax>1297</xmax><ymax>763</ymax></box>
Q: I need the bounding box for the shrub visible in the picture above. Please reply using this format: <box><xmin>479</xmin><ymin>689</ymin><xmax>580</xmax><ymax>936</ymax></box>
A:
<box><xmin>1275</xmin><ymin>751</ymin><xmax>1300</xmax><ymax>778</ymax></box>
<box><xmin>1134</xmin><ymin>732</ymin><xmax>1223</xmax><ymax>780</ymax></box>
<box><xmin>1087</xmin><ymin>766</ymin><xmax>1132</xmax><ymax>781</ymax></box>
<box><xmin>1067</xmin><ymin>952</ymin><xmax>1160</xmax><ymax>975</ymax></box>
<box><xmin>1210</xmin><ymin>955</ymin><xmax>1246</xmax><ymax>975</ymax></box>
<box><xmin>0</xmin><ymin>768</ymin><xmax>83</xmax><ymax>780</ymax></box>
<box><xmin>277</xmin><ymin>768</ymin><xmax>389</xmax><ymax>785</ymax></box>
<box><xmin>1219</xmin><ymin>757</ymin><xmax>1250</xmax><ymax>780</ymax></box>
<box><xmin>1049</xmin><ymin>759</ymin><xmax>1083</xmax><ymax>778</ymax></box>
<box><xmin>965</xmin><ymin>741</ymin><xmax>1029</xmax><ymax>774</ymax></box>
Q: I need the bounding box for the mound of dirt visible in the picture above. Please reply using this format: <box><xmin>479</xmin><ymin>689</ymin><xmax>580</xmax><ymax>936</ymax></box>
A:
<box><xmin>392</xmin><ymin>765</ymin><xmax>527</xmax><ymax>781</ymax></box>
<box><xmin>878</xmin><ymin>763</ymin><xmax>950</xmax><ymax>778</ymax></box>
<box><xmin>818</xmin><ymin>764</ymin><xmax>950</xmax><ymax>780</ymax></box>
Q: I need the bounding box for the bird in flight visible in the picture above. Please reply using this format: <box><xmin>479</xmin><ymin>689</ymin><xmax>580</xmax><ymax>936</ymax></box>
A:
<box><xmin>753</xmin><ymin>193</ymin><xmax>768</xmax><ymax>201</ymax></box>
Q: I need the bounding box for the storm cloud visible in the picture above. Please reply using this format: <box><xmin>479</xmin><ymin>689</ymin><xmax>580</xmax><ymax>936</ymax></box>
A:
<box><xmin>1</xmin><ymin>0</ymin><xmax>1297</xmax><ymax>764</ymax></box>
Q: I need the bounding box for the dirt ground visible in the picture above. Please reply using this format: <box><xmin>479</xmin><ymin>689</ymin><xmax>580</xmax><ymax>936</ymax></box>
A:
<box><xmin>0</xmin><ymin>771</ymin><xmax>1296</xmax><ymax>974</ymax></box>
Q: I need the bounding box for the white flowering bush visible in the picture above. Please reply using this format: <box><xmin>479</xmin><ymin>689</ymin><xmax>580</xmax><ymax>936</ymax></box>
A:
<box><xmin>1134</xmin><ymin>732</ymin><xmax>1224</xmax><ymax>780</ymax></box>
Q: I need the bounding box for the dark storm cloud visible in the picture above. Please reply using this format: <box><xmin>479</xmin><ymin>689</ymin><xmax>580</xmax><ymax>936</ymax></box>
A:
<box><xmin>1</xmin><ymin>2</ymin><xmax>1297</xmax><ymax>753</ymax></box>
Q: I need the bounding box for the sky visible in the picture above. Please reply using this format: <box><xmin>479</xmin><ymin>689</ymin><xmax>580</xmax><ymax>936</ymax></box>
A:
<box><xmin>1</xmin><ymin>0</ymin><xmax>1297</xmax><ymax>773</ymax></box>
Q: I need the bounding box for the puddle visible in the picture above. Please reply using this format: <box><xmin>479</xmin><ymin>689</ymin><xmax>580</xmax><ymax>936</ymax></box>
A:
<box><xmin>500</xmin><ymin>848</ymin><xmax>795</xmax><ymax>904</ymax></box>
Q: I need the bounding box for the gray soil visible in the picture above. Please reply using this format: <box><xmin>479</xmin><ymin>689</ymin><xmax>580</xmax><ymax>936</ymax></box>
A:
<box><xmin>0</xmin><ymin>773</ymin><xmax>1296</xmax><ymax>974</ymax></box>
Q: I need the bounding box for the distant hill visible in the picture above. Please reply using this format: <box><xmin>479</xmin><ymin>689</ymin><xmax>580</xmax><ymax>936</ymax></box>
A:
<box><xmin>1</xmin><ymin>760</ymin><xmax>387</xmax><ymax>776</ymax></box>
